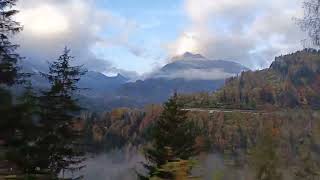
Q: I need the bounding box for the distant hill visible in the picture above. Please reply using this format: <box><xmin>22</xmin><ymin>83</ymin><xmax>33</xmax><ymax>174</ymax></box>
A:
<box><xmin>181</xmin><ymin>49</ymin><xmax>320</xmax><ymax>110</ymax></box>
<box><xmin>117</xmin><ymin>78</ymin><xmax>224</xmax><ymax>105</ymax></box>
<box><xmin>79</xmin><ymin>72</ymin><xmax>128</xmax><ymax>94</ymax></box>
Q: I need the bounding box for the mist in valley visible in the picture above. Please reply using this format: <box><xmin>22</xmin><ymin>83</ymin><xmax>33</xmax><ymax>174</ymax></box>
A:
<box><xmin>76</xmin><ymin>150</ymin><xmax>244</xmax><ymax>180</ymax></box>
<box><xmin>65</xmin><ymin>147</ymin><xmax>144</xmax><ymax>180</ymax></box>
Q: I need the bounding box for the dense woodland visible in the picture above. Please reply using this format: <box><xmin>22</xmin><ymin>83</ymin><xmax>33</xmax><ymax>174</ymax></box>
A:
<box><xmin>2</xmin><ymin>0</ymin><xmax>320</xmax><ymax>180</ymax></box>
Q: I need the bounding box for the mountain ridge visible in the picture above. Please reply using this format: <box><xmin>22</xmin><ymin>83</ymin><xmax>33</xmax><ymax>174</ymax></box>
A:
<box><xmin>115</xmin><ymin>52</ymin><xmax>249</xmax><ymax>107</ymax></box>
<box><xmin>21</xmin><ymin>52</ymin><xmax>249</xmax><ymax>111</ymax></box>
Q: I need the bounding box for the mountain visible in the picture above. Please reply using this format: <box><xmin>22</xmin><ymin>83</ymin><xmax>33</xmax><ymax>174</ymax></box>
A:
<box><xmin>21</xmin><ymin>53</ymin><xmax>249</xmax><ymax>110</ymax></box>
<box><xmin>150</xmin><ymin>52</ymin><xmax>249</xmax><ymax>80</ymax></box>
<box><xmin>20</xmin><ymin>61</ymin><xmax>128</xmax><ymax>91</ymax></box>
<box><xmin>21</xmin><ymin>61</ymin><xmax>128</xmax><ymax>91</ymax></box>
<box><xmin>79</xmin><ymin>72</ymin><xmax>128</xmax><ymax>94</ymax></box>
<box><xmin>116</xmin><ymin>52</ymin><xmax>249</xmax><ymax>106</ymax></box>
<box><xmin>19</xmin><ymin>61</ymin><xmax>130</xmax><ymax>110</ymax></box>
<box><xmin>181</xmin><ymin>49</ymin><xmax>320</xmax><ymax>110</ymax></box>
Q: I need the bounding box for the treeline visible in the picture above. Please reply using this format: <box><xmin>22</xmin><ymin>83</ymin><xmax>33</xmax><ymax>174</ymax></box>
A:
<box><xmin>81</xmin><ymin>107</ymin><xmax>151</xmax><ymax>152</ymax></box>
<box><xmin>85</xmin><ymin>100</ymin><xmax>320</xmax><ymax>179</ymax></box>
<box><xmin>187</xmin><ymin>109</ymin><xmax>320</xmax><ymax>179</ymax></box>
<box><xmin>0</xmin><ymin>1</ymin><xmax>87</xmax><ymax>179</ymax></box>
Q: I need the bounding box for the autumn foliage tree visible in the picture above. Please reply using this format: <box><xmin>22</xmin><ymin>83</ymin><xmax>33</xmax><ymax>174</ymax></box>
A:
<box><xmin>249</xmin><ymin>125</ymin><xmax>282</xmax><ymax>180</ymax></box>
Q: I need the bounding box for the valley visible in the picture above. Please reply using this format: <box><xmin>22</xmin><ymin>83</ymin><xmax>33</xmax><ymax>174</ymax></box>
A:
<box><xmin>2</xmin><ymin>0</ymin><xmax>320</xmax><ymax>179</ymax></box>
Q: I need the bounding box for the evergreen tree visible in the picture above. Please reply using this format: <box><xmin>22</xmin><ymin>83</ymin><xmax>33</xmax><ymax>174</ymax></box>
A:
<box><xmin>0</xmin><ymin>0</ymin><xmax>23</xmax><ymax>85</ymax></box>
<box><xmin>0</xmin><ymin>0</ymin><xmax>23</xmax><ymax>143</ymax></box>
<box><xmin>141</xmin><ymin>93</ymin><xmax>199</xmax><ymax>179</ymax></box>
<box><xmin>37</xmin><ymin>47</ymin><xmax>87</xmax><ymax>177</ymax></box>
<box><xmin>0</xmin><ymin>1</ymin><xmax>29</xmax><ymax>176</ymax></box>
<box><xmin>0</xmin><ymin>82</ymin><xmax>41</xmax><ymax>178</ymax></box>
<box><xmin>6</xmin><ymin>82</ymin><xmax>40</xmax><ymax>175</ymax></box>
<box><xmin>0</xmin><ymin>87</ymin><xmax>15</xmax><ymax>145</ymax></box>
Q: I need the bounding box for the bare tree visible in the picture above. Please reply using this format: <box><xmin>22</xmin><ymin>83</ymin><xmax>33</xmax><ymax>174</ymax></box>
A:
<box><xmin>298</xmin><ymin>0</ymin><xmax>320</xmax><ymax>47</ymax></box>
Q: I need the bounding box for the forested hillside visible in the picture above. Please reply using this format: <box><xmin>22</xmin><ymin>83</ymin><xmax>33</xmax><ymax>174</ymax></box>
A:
<box><xmin>180</xmin><ymin>49</ymin><xmax>320</xmax><ymax>110</ymax></box>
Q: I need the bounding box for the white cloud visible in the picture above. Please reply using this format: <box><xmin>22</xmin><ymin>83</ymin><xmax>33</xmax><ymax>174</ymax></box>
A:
<box><xmin>185</xmin><ymin>0</ymin><xmax>257</xmax><ymax>23</ymax></box>
<box><xmin>17</xmin><ymin>4</ymin><xmax>69</xmax><ymax>36</ymax></box>
<box><xmin>153</xmin><ymin>68</ymin><xmax>234</xmax><ymax>81</ymax></box>
<box><xmin>169</xmin><ymin>0</ymin><xmax>306</xmax><ymax>69</ymax></box>
<box><xmin>14</xmin><ymin>0</ymin><xmax>142</xmax><ymax>76</ymax></box>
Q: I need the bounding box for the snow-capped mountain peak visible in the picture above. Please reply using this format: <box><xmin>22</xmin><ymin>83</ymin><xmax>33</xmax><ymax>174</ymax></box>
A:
<box><xmin>172</xmin><ymin>52</ymin><xmax>206</xmax><ymax>61</ymax></box>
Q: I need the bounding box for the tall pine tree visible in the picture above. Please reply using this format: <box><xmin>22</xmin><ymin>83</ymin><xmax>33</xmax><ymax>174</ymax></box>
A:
<box><xmin>37</xmin><ymin>47</ymin><xmax>87</xmax><ymax>177</ymax></box>
<box><xmin>0</xmin><ymin>1</ymin><xmax>29</xmax><ymax>174</ymax></box>
<box><xmin>0</xmin><ymin>0</ymin><xmax>23</xmax><ymax>85</ymax></box>
<box><xmin>0</xmin><ymin>1</ymin><xmax>42</xmax><ymax>178</ymax></box>
<box><xmin>0</xmin><ymin>0</ymin><xmax>23</xmax><ymax>142</ymax></box>
<box><xmin>141</xmin><ymin>93</ymin><xmax>199</xmax><ymax>179</ymax></box>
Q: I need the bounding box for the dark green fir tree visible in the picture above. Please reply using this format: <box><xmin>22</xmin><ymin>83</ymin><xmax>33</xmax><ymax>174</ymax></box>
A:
<box><xmin>0</xmin><ymin>1</ymin><xmax>29</xmax><ymax>175</ymax></box>
<box><xmin>0</xmin><ymin>0</ymin><xmax>23</xmax><ymax>141</ymax></box>
<box><xmin>0</xmin><ymin>0</ymin><xmax>23</xmax><ymax>85</ymax></box>
<box><xmin>6</xmin><ymin>82</ymin><xmax>40</xmax><ymax>176</ymax></box>
<box><xmin>141</xmin><ymin>92</ymin><xmax>199</xmax><ymax>179</ymax></box>
<box><xmin>37</xmin><ymin>47</ymin><xmax>87</xmax><ymax>177</ymax></box>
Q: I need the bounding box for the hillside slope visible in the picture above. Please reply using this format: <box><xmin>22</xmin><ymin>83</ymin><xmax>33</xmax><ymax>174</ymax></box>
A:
<box><xmin>181</xmin><ymin>49</ymin><xmax>320</xmax><ymax>110</ymax></box>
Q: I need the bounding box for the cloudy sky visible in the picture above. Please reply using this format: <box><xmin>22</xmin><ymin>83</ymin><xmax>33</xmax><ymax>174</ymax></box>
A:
<box><xmin>14</xmin><ymin>0</ymin><xmax>306</xmax><ymax>77</ymax></box>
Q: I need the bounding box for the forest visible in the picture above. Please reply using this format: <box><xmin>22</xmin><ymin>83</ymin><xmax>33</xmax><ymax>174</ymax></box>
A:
<box><xmin>1</xmin><ymin>0</ymin><xmax>320</xmax><ymax>180</ymax></box>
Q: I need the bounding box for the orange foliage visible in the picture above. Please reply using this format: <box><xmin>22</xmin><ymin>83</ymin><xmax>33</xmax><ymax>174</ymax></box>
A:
<box><xmin>139</xmin><ymin>104</ymin><xmax>163</xmax><ymax>132</ymax></box>
<box><xmin>92</xmin><ymin>124</ymin><xmax>104</xmax><ymax>142</ymax></box>
<box><xmin>71</xmin><ymin>118</ymin><xmax>86</xmax><ymax>132</ymax></box>
<box><xmin>110</xmin><ymin>108</ymin><xmax>130</xmax><ymax>121</ymax></box>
